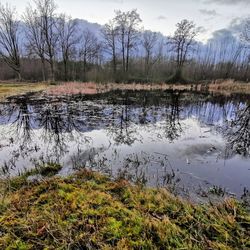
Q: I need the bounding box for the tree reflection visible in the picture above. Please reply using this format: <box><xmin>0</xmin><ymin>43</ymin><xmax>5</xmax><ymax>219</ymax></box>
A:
<box><xmin>35</xmin><ymin>102</ymin><xmax>93</xmax><ymax>162</ymax></box>
<box><xmin>108</xmin><ymin>105</ymin><xmax>139</xmax><ymax>146</ymax></box>
<box><xmin>226</xmin><ymin>105</ymin><xmax>250</xmax><ymax>157</ymax></box>
<box><xmin>0</xmin><ymin>90</ymin><xmax>249</xmax><ymax>177</ymax></box>
<box><xmin>107</xmin><ymin>91</ymin><xmax>184</xmax><ymax>145</ymax></box>
<box><xmin>37</xmin><ymin>104</ymin><xmax>68</xmax><ymax>161</ymax></box>
<box><xmin>8</xmin><ymin>101</ymin><xmax>33</xmax><ymax>146</ymax></box>
<box><xmin>0</xmin><ymin>99</ymin><xmax>93</xmax><ymax>165</ymax></box>
<box><xmin>163</xmin><ymin>91</ymin><xmax>183</xmax><ymax>142</ymax></box>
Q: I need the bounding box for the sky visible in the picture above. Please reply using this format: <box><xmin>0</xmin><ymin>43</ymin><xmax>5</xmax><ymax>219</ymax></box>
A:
<box><xmin>5</xmin><ymin>0</ymin><xmax>250</xmax><ymax>42</ymax></box>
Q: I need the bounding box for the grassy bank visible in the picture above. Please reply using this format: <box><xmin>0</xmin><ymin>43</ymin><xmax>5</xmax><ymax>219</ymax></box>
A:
<box><xmin>1</xmin><ymin>80</ymin><xmax>250</xmax><ymax>101</ymax></box>
<box><xmin>0</xmin><ymin>170</ymin><xmax>249</xmax><ymax>249</ymax></box>
<box><xmin>204</xmin><ymin>79</ymin><xmax>250</xmax><ymax>95</ymax></box>
<box><xmin>0</xmin><ymin>82</ymin><xmax>50</xmax><ymax>100</ymax></box>
<box><xmin>46</xmin><ymin>80</ymin><xmax>250</xmax><ymax>96</ymax></box>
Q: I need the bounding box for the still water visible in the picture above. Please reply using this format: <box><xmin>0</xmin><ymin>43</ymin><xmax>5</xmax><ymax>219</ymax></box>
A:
<box><xmin>0</xmin><ymin>90</ymin><xmax>249</xmax><ymax>200</ymax></box>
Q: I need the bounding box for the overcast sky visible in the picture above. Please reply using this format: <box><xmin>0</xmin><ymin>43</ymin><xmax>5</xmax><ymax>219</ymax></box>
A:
<box><xmin>5</xmin><ymin>0</ymin><xmax>250</xmax><ymax>42</ymax></box>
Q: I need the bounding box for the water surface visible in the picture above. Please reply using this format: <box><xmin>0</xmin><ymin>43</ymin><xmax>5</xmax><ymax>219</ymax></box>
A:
<box><xmin>0</xmin><ymin>90</ymin><xmax>249</xmax><ymax>200</ymax></box>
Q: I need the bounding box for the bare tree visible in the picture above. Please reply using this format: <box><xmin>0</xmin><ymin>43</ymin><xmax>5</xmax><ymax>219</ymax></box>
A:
<box><xmin>57</xmin><ymin>15</ymin><xmax>79</xmax><ymax>81</ymax></box>
<box><xmin>115</xmin><ymin>9</ymin><xmax>142</xmax><ymax>74</ymax></box>
<box><xmin>0</xmin><ymin>3</ymin><xmax>21</xmax><ymax>80</ymax></box>
<box><xmin>102</xmin><ymin>20</ymin><xmax>118</xmax><ymax>76</ymax></box>
<box><xmin>0</xmin><ymin>3</ymin><xmax>249</xmax><ymax>83</ymax></box>
<box><xmin>242</xmin><ymin>19</ymin><xmax>250</xmax><ymax>44</ymax></box>
<box><xmin>34</xmin><ymin>0</ymin><xmax>58</xmax><ymax>81</ymax></box>
<box><xmin>242</xmin><ymin>19</ymin><xmax>250</xmax><ymax>77</ymax></box>
<box><xmin>142</xmin><ymin>30</ymin><xmax>160</xmax><ymax>78</ymax></box>
<box><xmin>170</xmin><ymin>19</ymin><xmax>198</xmax><ymax>83</ymax></box>
<box><xmin>79</xmin><ymin>29</ymin><xmax>100</xmax><ymax>81</ymax></box>
<box><xmin>224</xmin><ymin>41</ymin><xmax>243</xmax><ymax>79</ymax></box>
<box><xmin>23</xmin><ymin>4</ymin><xmax>46</xmax><ymax>81</ymax></box>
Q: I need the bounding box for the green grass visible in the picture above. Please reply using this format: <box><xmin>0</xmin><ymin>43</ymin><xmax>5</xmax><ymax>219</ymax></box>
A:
<box><xmin>23</xmin><ymin>163</ymin><xmax>62</xmax><ymax>178</ymax></box>
<box><xmin>0</xmin><ymin>169</ymin><xmax>249</xmax><ymax>249</ymax></box>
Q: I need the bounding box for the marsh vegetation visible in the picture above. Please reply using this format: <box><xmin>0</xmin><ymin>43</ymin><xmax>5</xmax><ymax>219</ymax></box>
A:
<box><xmin>0</xmin><ymin>0</ymin><xmax>249</xmax><ymax>248</ymax></box>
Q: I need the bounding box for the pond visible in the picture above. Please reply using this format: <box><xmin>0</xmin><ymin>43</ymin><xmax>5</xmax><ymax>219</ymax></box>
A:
<box><xmin>0</xmin><ymin>90</ymin><xmax>249</xmax><ymax>201</ymax></box>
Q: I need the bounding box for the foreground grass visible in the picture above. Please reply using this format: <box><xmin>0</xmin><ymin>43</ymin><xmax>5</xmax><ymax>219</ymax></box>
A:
<box><xmin>0</xmin><ymin>82</ymin><xmax>50</xmax><ymax>100</ymax></box>
<box><xmin>0</xmin><ymin>170</ymin><xmax>249</xmax><ymax>249</ymax></box>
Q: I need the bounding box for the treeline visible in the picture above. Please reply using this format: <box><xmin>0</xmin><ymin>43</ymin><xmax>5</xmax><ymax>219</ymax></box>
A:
<box><xmin>0</xmin><ymin>0</ymin><xmax>249</xmax><ymax>83</ymax></box>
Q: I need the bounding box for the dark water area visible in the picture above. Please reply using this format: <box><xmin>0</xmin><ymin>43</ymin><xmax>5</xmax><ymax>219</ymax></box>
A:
<box><xmin>0</xmin><ymin>90</ymin><xmax>249</xmax><ymax>201</ymax></box>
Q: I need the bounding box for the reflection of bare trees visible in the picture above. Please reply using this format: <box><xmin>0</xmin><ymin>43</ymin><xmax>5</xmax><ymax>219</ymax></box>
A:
<box><xmin>108</xmin><ymin>106</ymin><xmax>139</xmax><ymax>145</ymax></box>
<box><xmin>163</xmin><ymin>92</ymin><xmax>182</xmax><ymax>142</ymax></box>
<box><xmin>0</xmin><ymin>100</ymin><xmax>92</xmax><ymax>164</ymax></box>
<box><xmin>106</xmin><ymin>91</ymin><xmax>184</xmax><ymax>144</ymax></box>
<box><xmin>226</xmin><ymin>105</ymin><xmax>250</xmax><ymax>157</ymax></box>
<box><xmin>0</xmin><ymin>90</ymin><xmax>249</xmax><ymax>173</ymax></box>
<box><xmin>38</xmin><ymin>105</ymin><xmax>68</xmax><ymax>161</ymax></box>
<box><xmin>35</xmin><ymin>103</ymin><xmax>91</xmax><ymax>161</ymax></box>
<box><xmin>8</xmin><ymin>101</ymin><xmax>33</xmax><ymax>147</ymax></box>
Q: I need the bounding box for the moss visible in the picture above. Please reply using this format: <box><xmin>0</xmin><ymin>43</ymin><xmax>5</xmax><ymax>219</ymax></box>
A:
<box><xmin>0</xmin><ymin>169</ymin><xmax>249</xmax><ymax>249</ymax></box>
<box><xmin>5</xmin><ymin>240</ymin><xmax>32</xmax><ymax>250</ymax></box>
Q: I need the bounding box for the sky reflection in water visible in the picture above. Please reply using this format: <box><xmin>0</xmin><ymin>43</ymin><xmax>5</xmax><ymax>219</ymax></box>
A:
<box><xmin>0</xmin><ymin>90</ymin><xmax>249</xmax><ymax>199</ymax></box>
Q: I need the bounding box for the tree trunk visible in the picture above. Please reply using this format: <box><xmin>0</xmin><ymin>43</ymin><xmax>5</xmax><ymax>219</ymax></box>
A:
<box><xmin>145</xmin><ymin>51</ymin><xmax>150</xmax><ymax>78</ymax></box>
<box><xmin>121</xmin><ymin>32</ymin><xmax>126</xmax><ymax>73</ymax></box>
<box><xmin>83</xmin><ymin>54</ymin><xmax>87</xmax><ymax>82</ymax></box>
<box><xmin>126</xmin><ymin>49</ymin><xmax>129</xmax><ymax>73</ymax></box>
<box><xmin>112</xmin><ymin>38</ymin><xmax>117</xmax><ymax>76</ymax></box>
<box><xmin>41</xmin><ymin>58</ymin><xmax>46</xmax><ymax>82</ymax></box>
<box><xmin>170</xmin><ymin>66</ymin><xmax>187</xmax><ymax>84</ymax></box>
<box><xmin>17</xmin><ymin>71</ymin><xmax>21</xmax><ymax>81</ymax></box>
<box><xmin>126</xmin><ymin>35</ymin><xmax>130</xmax><ymax>73</ymax></box>
<box><xmin>64</xmin><ymin>59</ymin><xmax>68</xmax><ymax>81</ymax></box>
<box><xmin>49</xmin><ymin>59</ymin><xmax>55</xmax><ymax>82</ymax></box>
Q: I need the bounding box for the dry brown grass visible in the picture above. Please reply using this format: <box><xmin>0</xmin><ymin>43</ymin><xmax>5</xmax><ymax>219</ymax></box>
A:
<box><xmin>207</xmin><ymin>79</ymin><xmax>250</xmax><ymax>94</ymax></box>
<box><xmin>0</xmin><ymin>82</ymin><xmax>51</xmax><ymax>101</ymax></box>
<box><xmin>46</xmin><ymin>82</ymin><xmax>197</xmax><ymax>96</ymax></box>
<box><xmin>46</xmin><ymin>80</ymin><xmax>250</xmax><ymax>96</ymax></box>
<box><xmin>1</xmin><ymin>80</ymin><xmax>249</xmax><ymax>101</ymax></box>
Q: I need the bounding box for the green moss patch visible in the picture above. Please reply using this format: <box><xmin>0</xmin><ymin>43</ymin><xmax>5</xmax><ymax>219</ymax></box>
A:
<box><xmin>0</xmin><ymin>170</ymin><xmax>249</xmax><ymax>249</ymax></box>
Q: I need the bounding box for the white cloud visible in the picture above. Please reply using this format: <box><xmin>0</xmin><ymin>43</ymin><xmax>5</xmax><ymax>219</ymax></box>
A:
<box><xmin>199</xmin><ymin>9</ymin><xmax>219</xmax><ymax>16</ymax></box>
<box><xmin>203</xmin><ymin>0</ymin><xmax>249</xmax><ymax>5</ymax></box>
<box><xmin>157</xmin><ymin>15</ymin><xmax>167</xmax><ymax>20</ymax></box>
